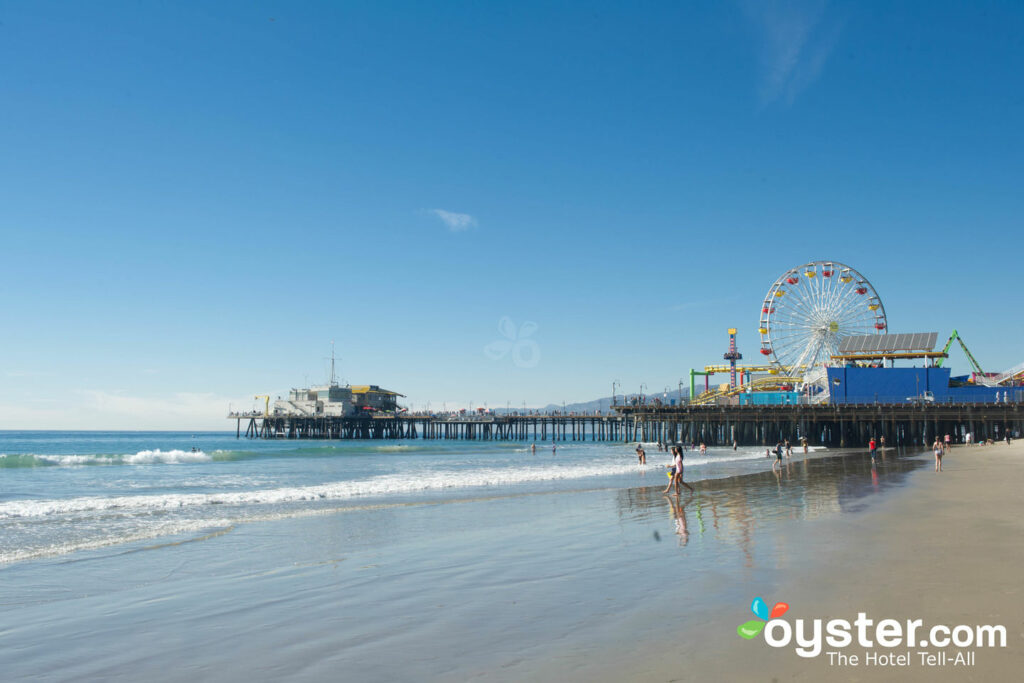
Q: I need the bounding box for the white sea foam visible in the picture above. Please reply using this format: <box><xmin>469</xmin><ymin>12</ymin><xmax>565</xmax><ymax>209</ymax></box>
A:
<box><xmin>0</xmin><ymin>450</ymin><xmax>768</xmax><ymax>519</ymax></box>
<box><xmin>0</xmin><ymin>518</ymin><xmax>237</xmax><ymax>565</ymax></box>
<box><xmin>0</xmin><ymin>449</ymin><xmax>212</xmax><ymax>467</ymax></box>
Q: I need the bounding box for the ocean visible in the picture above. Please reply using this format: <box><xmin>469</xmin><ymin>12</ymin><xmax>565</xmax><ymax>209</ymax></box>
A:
<box><xmin>0</xmin><ymin>431</ymin><xmax>924</xmax><ymax>681</ymax></box>
<box><xmin>0</xmin><ymin>430</ymin><xmax>804</xmax><ymax>565</ymax></box>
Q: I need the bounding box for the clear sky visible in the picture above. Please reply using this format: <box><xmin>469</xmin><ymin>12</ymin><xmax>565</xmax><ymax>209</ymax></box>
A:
<box><xmin>2</xmin><ymin>1</ymin><xmax>1022</xmax><ymax>429</ymax></box>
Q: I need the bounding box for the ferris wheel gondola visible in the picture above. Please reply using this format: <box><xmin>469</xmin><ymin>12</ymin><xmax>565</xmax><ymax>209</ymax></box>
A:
<box><xmin>758</xmin><ymin>261</ymin><xmax>887</xmax><ymax>374</ymax></box>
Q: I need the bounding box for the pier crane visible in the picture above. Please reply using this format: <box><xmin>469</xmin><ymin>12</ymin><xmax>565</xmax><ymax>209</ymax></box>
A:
<box><xmin>935</xmin><ymin>330</ymin><xmax>985</xmax><ymax>375</ymax></box>
<box><xmin>254</xmin><ymin>394</ymin><xmax>270</xmax><ymax>417</ymax></box>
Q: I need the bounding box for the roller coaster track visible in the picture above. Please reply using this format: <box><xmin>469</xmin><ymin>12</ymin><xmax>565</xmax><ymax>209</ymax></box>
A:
<box><xmin>690</xmin><ymin>376</ymin><xmax>803</xmax><ymax>405</ymax></box>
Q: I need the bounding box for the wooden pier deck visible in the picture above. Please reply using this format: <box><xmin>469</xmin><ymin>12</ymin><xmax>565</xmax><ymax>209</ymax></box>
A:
<box><xmin>230</xmin><ymin>402</ymin><xmax>1022</xmax><ymax>448</ymax></box>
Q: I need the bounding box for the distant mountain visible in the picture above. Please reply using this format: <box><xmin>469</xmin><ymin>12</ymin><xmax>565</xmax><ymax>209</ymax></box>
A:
<box><xmin>492</xmin><ymin>388</ymin><xmax>689</xmax><ymax>415</ymax></box>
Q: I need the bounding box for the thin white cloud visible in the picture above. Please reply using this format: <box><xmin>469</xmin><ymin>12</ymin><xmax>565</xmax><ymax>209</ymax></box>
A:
<box><xmin>743</xmin><ymin>0</ymin><xmax>843</xmax><ymax>106</ymax></box>
<box><xmin>429</xmin><ymin>209</ymin><xmax>477</xmax><ymax>232</ymax></box>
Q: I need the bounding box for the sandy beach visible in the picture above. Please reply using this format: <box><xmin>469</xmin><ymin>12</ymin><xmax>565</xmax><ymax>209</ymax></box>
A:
<box><xmin>613</xmin><ymin>442</ymin><xmax>1024</xmax><ymax>682</ymax></box>
<box><xmin>3</xmin><ymin>438</ymin><xmax>1022</xmax><ymax>682</ymax></box>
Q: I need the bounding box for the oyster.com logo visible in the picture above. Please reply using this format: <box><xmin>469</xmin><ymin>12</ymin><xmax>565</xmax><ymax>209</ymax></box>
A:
<box><xmin>737</xmin><ymin>596</ymin><xmax>789</xmax><ymax>639</ymax></box>
<box><xmin>735</xmin><ymin>596</ymin><xmax>1005</xmax><ymax>667</ymax></box>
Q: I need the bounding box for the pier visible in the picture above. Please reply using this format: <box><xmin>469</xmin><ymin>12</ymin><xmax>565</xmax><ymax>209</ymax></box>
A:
<box><xmin>230</xmin><ymin>402</ymin><xmax>1022</xmax><ymax>447</ymax></box>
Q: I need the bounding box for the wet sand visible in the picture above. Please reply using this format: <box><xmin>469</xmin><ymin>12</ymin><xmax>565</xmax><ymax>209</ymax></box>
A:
<box><xmin>4</xmin><ymin>444</ymin><xmax>1019</xmax><ymax>682</ymax></box>
<box><xmin>619</xmin><ymin>442</ymin><xmax>1024</xmax><ymax>682</ymax></box>
<box><xmin>0</xmin><ymin>446</ymin><xmax>920</xmax><ymax>682</ymax></box>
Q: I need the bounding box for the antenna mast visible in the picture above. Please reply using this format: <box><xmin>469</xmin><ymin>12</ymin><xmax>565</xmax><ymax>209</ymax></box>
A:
<box><xmin>330</xmin><ymin>341</ymin><xmax>337</xmax><ymax>386</ymax></box>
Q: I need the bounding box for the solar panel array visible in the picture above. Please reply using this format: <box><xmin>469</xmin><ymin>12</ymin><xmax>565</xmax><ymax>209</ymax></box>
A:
<box><xmin>838</xmin><ymin>332</ymin><xmax>938</xmax><ymax>354</ymax></box>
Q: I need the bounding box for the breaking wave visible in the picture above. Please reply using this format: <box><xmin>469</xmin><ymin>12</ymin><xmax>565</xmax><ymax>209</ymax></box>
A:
<box><xmin>0</xmin><ymin>449</ymin><xmax>213</xmax><ymax>468</ymax></box>
<box><xmin>0</xmin><ymin>450</ymin><xmax>770</xmax><ymax>519</ymax></box>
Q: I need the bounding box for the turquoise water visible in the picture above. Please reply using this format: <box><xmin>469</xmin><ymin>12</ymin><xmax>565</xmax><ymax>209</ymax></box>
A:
<box><xmin>0</xmin><ymin>431</ymin><xmax>800</xmax><ymax>565</ymax></box>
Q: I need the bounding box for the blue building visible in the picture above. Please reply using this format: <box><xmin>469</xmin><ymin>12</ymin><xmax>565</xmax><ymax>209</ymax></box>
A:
<box><xmin>826</xmin><ymin>367</ymin><xmax>1019</xmax><ymax>404</ymax></box>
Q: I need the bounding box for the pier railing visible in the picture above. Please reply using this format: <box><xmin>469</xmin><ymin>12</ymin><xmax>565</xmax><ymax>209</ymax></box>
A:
<box><xmin>229</xmin><ymin>402</ymin><xmax>1022</xmax><ymax>448</ymax></box>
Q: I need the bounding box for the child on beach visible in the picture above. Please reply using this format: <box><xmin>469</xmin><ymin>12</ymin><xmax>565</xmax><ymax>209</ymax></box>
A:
<box><xmin>869</xmin><ymin>437</ymin><xmax>877</xmax><ymax>463</ymax></box>
<box><xmin>933</xmin><ymin>438</ymin><xmax>944</xmax><ymax>472</ymax></box>
<box><xmin>663</xmin><ymin>446</ymin><xmax>694</xmax><ymax>495</ymax></box>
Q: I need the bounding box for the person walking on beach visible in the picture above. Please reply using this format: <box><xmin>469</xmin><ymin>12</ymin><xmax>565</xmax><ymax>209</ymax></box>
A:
<box><xmin>636</xmin><ymin>444</ymin><xmax>646</xmax><ymax>465</ymax></box>
<box><xmin>664</xmin><ymin>446</ymin><xmax>694</xmax><ymax>495</ymax></box>
<box><xmin>869</xmin><ymin>437</ymin><xmax>877</xmax><ymax>464</ymax></box>
<box><xmin>772</xmin><ymin>441</ymin><xmax>784</xmax><ymax>471</ymax></box>
<box><xmin>784</xmin><ymin>440</ymin><xmax>792</xmax><ymax>458</ymax></box>
<box><xmin>933</xmin><ymin>438</ymin><xmax>944</xmax><ymax>472</ymax></box>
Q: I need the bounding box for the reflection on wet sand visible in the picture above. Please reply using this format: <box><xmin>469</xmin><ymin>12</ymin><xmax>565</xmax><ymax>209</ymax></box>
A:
<box><xmin>616</xmin><ymin>450</ymin><xmax>924</xmax><ymax>567</ymax></box>
<box><xmin>662</xmin><ymin>494</ymin><xmax>692</xmax><ymax>546</ymax></box>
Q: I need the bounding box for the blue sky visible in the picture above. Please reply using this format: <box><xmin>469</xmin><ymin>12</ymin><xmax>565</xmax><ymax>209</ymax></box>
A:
<box><xmin>2</xmin><ymin>1</ymin><xmax>1022</xmax><ymax>428</ymax></box>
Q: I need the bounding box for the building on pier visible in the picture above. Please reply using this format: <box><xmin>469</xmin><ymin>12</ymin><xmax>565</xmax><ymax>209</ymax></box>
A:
<box><xmin>273</xmin><ymin>383</ymin><xmax>404</xmax><ymax>417</ymax></box>
<box><xmin>825</xmin><ymin>333</ymin><xmax>1022</xmax><ymax>404</ymax></box>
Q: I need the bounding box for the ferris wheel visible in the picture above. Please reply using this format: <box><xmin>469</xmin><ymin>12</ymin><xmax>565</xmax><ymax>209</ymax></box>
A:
<box><xmin>758</xmin><ymin>261</ymin><xmax>887</xmax><ymax>373</ymax></box>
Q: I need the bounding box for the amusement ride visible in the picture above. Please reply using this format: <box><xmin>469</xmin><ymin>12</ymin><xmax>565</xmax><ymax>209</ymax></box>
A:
<box><xmin>691</xmin><ymin>260</ymin><xmax>888</xmax><ymax>403</ymax></box>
